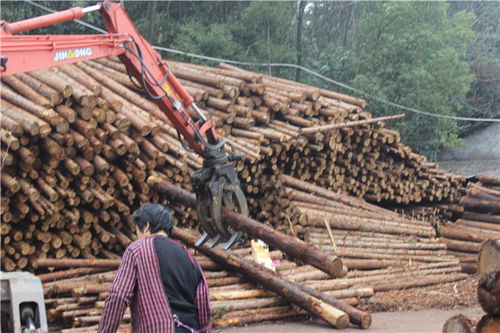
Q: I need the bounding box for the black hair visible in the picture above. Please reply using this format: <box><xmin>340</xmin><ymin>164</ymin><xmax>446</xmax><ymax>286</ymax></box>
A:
<box><xmin>132</xmin><ymin>203</ymin><xmax>173</xmax><ymax>235</ymax></box>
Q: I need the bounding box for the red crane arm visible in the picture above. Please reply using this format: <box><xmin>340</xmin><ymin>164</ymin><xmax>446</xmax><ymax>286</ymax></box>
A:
<box><xmin>0</xmin><ymin>1</ymin><xmax>216</xmax><ymax>154</ymax></box>
<box><xmin>0</xmin><ymin>1</ymin><xmax>247</xmax><ymax>249</ymax></box>
<box><xmin>0</xmin><ymin>34</ymin><xmax>130</xmax><ymax>73</ymax></box>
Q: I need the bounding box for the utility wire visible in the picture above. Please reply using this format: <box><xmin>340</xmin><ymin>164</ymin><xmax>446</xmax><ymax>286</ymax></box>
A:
<box><xmin>152</xmin><ymin>46</ymin><xmax>500</xmax><ymax>123</ymax></box>
<box><xmin>22</xmin><ymin>0</ymin><xmax>500</xmax><ymax>123</ymax></box>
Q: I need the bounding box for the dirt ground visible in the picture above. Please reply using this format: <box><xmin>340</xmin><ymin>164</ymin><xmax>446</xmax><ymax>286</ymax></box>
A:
<box><xmin>358</xmin><ymin>274</ymin><xmax>480</xmax><ymax>312</ymax></box>
<box><xmin>217</xmin><ymin>275</ymin><xmax>482</xmax><ymax>333</ymax></box>
<box><xmin>217</xmin><ymin>307</ymin><xmax>484</xmax><ymax>333</ymax></box>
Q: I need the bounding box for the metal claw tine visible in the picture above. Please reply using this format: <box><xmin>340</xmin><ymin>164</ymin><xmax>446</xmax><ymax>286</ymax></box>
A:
<box><xmin>208</xmin><ymin>233</ymin><xmax>223</xmax><ymax>248</ymax></box>
<box><xmin>195</xmin><ymin>232</ymin><xmax>211</xmax><ymax>247</ymax></box>
<box><xmin>222</xmin><ymin>232</ymin><xmax>241</xmax><ymax>250</ymax></box>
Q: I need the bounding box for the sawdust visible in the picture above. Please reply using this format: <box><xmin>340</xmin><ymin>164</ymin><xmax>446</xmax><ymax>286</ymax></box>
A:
<box><xmin>359</xmin><ymin>274</ymin><xmax>480</xmax><ymax>312</ymax></box>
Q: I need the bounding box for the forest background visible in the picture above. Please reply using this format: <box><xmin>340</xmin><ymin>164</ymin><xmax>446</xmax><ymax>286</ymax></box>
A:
<box><xmin>2</xmin><ymin>1</ymin><xmax>498</xmax><ymax>160</ymax></box>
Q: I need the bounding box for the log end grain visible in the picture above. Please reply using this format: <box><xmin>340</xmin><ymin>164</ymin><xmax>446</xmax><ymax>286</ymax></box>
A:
<box><xmin>329</xmin><ymin>257</ymin><xmax>345</xmax><ymax>278</ymax></box>
<box><xmin>478</xmin><ymin>239</ymin><xmax>500</xmax><ymax>275</ymax></box>
<box><xmin>442</xmin><ymin>314</ymin><xmax>474</xmax><ymax>333</ymax></box>
<box><xmin>359</xmin><ymin>313</ymin><xmax>372</xmax><ymax>329</ymax></box>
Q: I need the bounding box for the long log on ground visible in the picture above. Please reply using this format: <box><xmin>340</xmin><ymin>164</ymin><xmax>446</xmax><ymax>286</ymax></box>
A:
<box><xmin>342</xmin><ymin>258</ymin><xmax>407</xmax><ymax>270</ymax></box>
<box><xmin>300</xmin><ymin>114</ymin><xmax>405</xmax><ymax>134</ymax></box>
<box><xmin>305</xmin><ymin>266</ymin><xmax>463</xmax><ymax>292</ymax></box>
<box><xmin>439</xmin><ymin>224</ymin><xmax>496</xmax><ymax>243</ymax></box>
<box><xmin>38</xmin><ymin>267</ymin><xmax>113</xmax><ymax>283</ymax></box>
<box><xmin>370</xmin><ymin>273</ymin><xmax>467</xmax><ymax>292</ymax></box>
<box><xmin>461</xmin><ymin>212</ymin><xmax>500</xmax><ymax>224</ymax></box>
<box><xmin>345</xmin><ymin>262</ymin><xmax>460</xmax><ymax>278</ymax></box>
<box><xmin>35</xmin><ymin>258</ymin><xmax>121</xmax><ymax>269</ymax></box>
<box><xmin>310</xmin><ymin>238</ymin><xmax>446</xmax><ymax>250</ymax></box>
<box><xmin>304</xmin><ymin>213</ymin><xmax>435</xmax><ymax>238</ymax></box>
<box><xmin>293</xmin><ymin>281</ymin><xmax>371</xmax><ymax>328</ymax></box>
<box><xmin>213</xmin><ymin>306</ymin><xmax>302</xmax><ymax>328</ymax></box>
<box><xmin>212</xmin><ymin>297</ymin><xmax>289</xmax><ymax>313</ymax></box>
<box><xmin>150</xmin><ymin>179</ymin><xmax>343</xmax><ymax>277</ymax></box>
<box><xmin>437</xmin><ymin>238</ymin><xmax>481</xmax><ymax>253</ymax></box>
<box><xmin>459</xmin><ymin>197</ymin><xmax>500</xmax><ymax>214</ymax></box>
<box><xmin>172</xmin><ymin>227</ymin><xmax>349</xmax><ymax>329</ymax></box>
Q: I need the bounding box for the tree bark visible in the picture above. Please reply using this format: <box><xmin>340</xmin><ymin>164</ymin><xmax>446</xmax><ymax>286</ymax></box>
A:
<box><xmin>478</xmin><ymin>269</ymin><xmax>500</xmax><ymax>316</ymax></box>
<box><xmin>476</xmin><ymin>314</ymin><xmax>500</xmax><ymax>333</ymax></box>
<box><xmin>35</xmin><ymin>258</ymin><xmax>121</xmax><ymax>269</ymax></box>
<box><xmin>150</xmin><ymin>179</ymin><xmax>343</xmax><ymax>277</ymax></box>
<box><xmin>295</xmin><ymin>1</ymin><xmax>306</xmax><ymax>82</ymax></box>
<box><xmin>173</xmin><ymin>227</ymin><xmax>349</xmax><ymax>329</ymax></box>
<box><xmin>460</xmin><ymin>197</ymin><xmax>500</xmax><ymax>214</ymax></box>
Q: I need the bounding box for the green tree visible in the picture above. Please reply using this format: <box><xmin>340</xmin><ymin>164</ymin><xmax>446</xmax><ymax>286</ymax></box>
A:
<box><xmin>320</xmin><ymin>2</ymin><xmax>475</xmax><ymax>160</ymax></box>
<box><xmin>233</xmin><ymin>1</ymin><xmax>296</xmax><ymax>77</ymax></box>
<box><xmin>448</xmin><ymin>2</ymin><xmax>499</xmax><ymax>126</ymax></box>
<box><xmin>170</xmin><ymin>21</ymin><xmax>241</xmax><ymax>65</ymax></box>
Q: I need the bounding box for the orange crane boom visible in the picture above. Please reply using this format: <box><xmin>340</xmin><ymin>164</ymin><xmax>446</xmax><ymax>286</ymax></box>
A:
<box><xmin>0</xmin><ymin>1</ymin><xmax>247</xmax><ymax>249</ymax></box>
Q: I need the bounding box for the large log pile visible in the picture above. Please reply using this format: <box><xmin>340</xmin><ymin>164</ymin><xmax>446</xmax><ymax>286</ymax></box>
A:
<box><xmin>0</xmin><ymin>57</ymin><xmax>467</xmax><ymax>272</ymax></box>
<box><xmin>436</xmin><ymin>174</ymin><xmax>500</xmax><ymax>273</ymax></box>
<box><xmin>92</xmin><ymin>58</ymin><xmax>468</xmax><ymax>209</ymax></box>
<box><xmin>38</xmin><ymin>229</ymin><xmax>371</xmax><ymax>332</ymax></box>
<box><xmin>1</xmin><ymin>63</ymin><xmax>185</xmax><ymax>271</ymax></box>
<box><xmin>0</xmin><ymin>57</ymin><xmax>483</xmax><ymax>330</ymax></box>
<box><xmin>270</xmin><ymin>175</ymin><xmax>466</xmax><ymax>283</ymax></box>
<box><xmin>38</xmin><ymin>216</ymin><xmax>468</xmax><ymax>333</ymax></box>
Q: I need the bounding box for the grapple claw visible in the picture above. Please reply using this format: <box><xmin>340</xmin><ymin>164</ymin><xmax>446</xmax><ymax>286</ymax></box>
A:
<box><xmin>191</xmin><ymin>148</ymin><xmax>248</xmax><ymax>250</ymax></box>
<box><xmin>208</xmin><ymin>234</ymin><xmax>223</xmax><ymax>248</ymax></box>
<box><xmin>195</xmin><ymin>232</ymin><xmax>210</xmax><ymax>247</ymax></box>
<box><xmin>222</xmin><ymin>231</ymin><xmax>242</xmax><ymax>250</ymax></box>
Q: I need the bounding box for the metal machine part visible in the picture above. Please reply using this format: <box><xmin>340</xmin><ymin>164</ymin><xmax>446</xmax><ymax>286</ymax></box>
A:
<box><xmin>0</xmin><ymin>272</ymin><xmax>48</xmax><ymax>333</ymax></box>
<box><xmin>0</xmin><ymin>1</ymin><xmax>248</xmax><ymax>249</ymax></box>
<box><xmin>192</xmin><ymin>146</ymin><xmax>248</xmax><ymax>249</ymax></box>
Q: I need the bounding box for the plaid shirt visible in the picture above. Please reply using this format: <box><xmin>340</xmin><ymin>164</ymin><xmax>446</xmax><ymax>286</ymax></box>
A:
<box><xmin>98</xmin><ymin>236</ymin><xmax>212</xmax><ymax>333</ymax></box>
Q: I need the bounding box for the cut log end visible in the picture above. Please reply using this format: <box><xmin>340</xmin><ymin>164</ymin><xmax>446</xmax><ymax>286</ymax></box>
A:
<box><xmin>329</xmin><ymin>258</ymin><xmax>344</xmax><ymax>278</ymax></box>
<box><xmin>478</xmin><ymin>239</ymin><xmax>500</xmax><ymax>275</ymax></box>
<box><xmin>360</xmin><ymin>313</ymin><xmax>372</xmax><ymax>329</ymax></box>
<box><xmin>442</xmin><ymin>314</ymin><xmax>474</xmax><ymax>333</ymax></box>
<box><xmin>313</xmin><ymin>299</ymin><xmax>349</xmax><ymax>329</ymax></box>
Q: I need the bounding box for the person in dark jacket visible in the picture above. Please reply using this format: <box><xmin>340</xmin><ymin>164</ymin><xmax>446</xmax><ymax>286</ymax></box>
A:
<box><xmin>98</xmin><ymin>203</ymin><xmax>212</xmax><ymax>333</ymax></box>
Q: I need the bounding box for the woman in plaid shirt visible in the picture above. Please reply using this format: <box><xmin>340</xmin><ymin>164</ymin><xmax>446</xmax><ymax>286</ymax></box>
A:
<box><xmin>98</xmin><ymin>204</ymin><xmax>212</xmax><ymax>333</ymax></box>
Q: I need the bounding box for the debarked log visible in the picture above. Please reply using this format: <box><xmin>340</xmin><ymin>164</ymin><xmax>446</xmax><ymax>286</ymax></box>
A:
<box><xmin>173</xmin><ymin>227</ymin><xmax>349</xmax><ymax>329</ymax></box>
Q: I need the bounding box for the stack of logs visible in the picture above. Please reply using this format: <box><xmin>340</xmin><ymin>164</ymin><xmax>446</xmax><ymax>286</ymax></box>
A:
<box><xmin>0</xmin><ymin>60</ymin><xmax>206</xmax><ymax>271</ymax></box>
<box><xmin>274</xmin><ymin>175</ymin><xmax>467</xmax><ymax>282</ymax></box>
<box><xmin>37</xmin><ymin>229</ymin><xmax>371</xmax><ymax>332</ymax></box>
<box><xmin>84</xmin><ymin>58</ymin><xmax>468</xmax><ymax>208</ymax></box>
<box><xmin>437</xmin><ymin>174</ymin><xmax>500</xmax><ymax>273</ymax></box>
<box><xmin>1</xmin><ymin>57</ymin><xmax>468</xmax><ymax>272</ymax></box>
<box><xmin>159</xmin><ymin>60</ymin><xmax>467</xmax><ymax>207</ymax></box>
<box><xmin>443</xmin><ymin>240</ymin><xmax>500</xmax><ymax>333</ymax></box>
